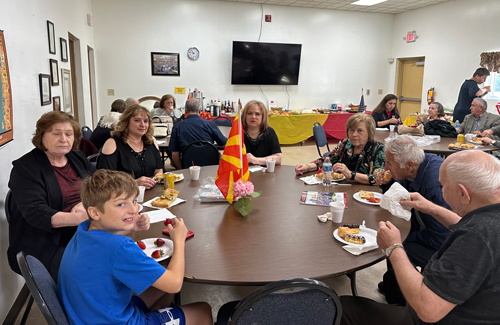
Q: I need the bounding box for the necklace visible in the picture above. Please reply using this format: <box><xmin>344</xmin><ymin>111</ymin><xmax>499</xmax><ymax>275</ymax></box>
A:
<box><xmin>127</xmin><ymin>139</ymin><xmax>144</xmax><ymax>152</ymax></box>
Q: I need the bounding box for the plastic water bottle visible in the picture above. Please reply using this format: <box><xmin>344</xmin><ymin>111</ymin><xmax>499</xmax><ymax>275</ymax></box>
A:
<box><xmin>454</xmin><ymin>120</ymin><xmax>460</xmax><ymax>132</ymax></box>
<box><xmin>322</xmin><ymin>157</ymin><xmax>333</xmax><ymax>187</ymax></box>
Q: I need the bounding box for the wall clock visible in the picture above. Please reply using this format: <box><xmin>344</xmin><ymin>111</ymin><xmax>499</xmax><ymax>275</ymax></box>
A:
<box><xmin>187</xmin><ymin>47</ymin><xmax>199</xmax><ymax>60</ymax></box>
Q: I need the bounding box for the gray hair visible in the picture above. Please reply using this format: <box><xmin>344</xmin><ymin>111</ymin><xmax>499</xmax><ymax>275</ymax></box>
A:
<box><xmin>185</xmin><ymin>99</ymin><xmax>200</xmax><ymax>114</ymax></box>
<box><xmin>125</xmin><ymin>97</ymin><xmax>139</xmax><ymax>106</ymax></box>
<box><xmin>385</xmin><ymin>135</ymin><xmax>425</xmax><ymax>168</ymax></box>
<box><xmin>473</xmin><ymin>98</ymin><xmax>487</xmax><ymax>111</ymax></box>
<box><xmin>100</xmin><ymin>112</ymin><xmax>122</xmax><ymax>128</ymax></box>
<box><xmin>432</xmin><ymin>102</ymin><xmax>445</xmax><ymax>118</ymax></box>
<box><xmin>445</xmin><ymin>153</ymin><xmax>500</xmax><ymax>196</ymax></box>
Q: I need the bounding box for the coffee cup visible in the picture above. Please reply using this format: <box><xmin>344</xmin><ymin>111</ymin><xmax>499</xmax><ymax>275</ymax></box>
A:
<box><xmin>329</xmin><ymin>202</ymin><xmax>345</xmax><ymax>223</ymax></box>
<box><xmin>389</xmin><ymin>125</ymin><xmax>395</xmax><ymax>132</ymax></box>
<box><xmin>266</xmin><ymin>159</ymin><xmax>276</xmax><ymax>173</ymax></box>
<box><xmin>189</xmin><ymin>166</ymin><xmax>201</xmax><ymax>181</ymax></box>
<box><xmin>137</xmin><ymin>186</ymin><xmax>146</xmax><ymax>203</ymax></box>
<box><xmin>465</xmin><ymin>133</ymin><xmax>474</xmax><ymax>142</ymax></box>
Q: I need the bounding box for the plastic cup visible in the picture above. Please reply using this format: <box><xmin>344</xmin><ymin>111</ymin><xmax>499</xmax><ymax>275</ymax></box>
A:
<box><xmin>189</xmin><ymin>166</ymin><xmax>201</xmax><ymax>181</ymax></box>
<box><xmin>266</xmin><ymin>159</ymin><xmax>276</xmax><ymax>172</ymax></box>
<box><xmin>329</xmin><ymin>202</ymin><xmax>345</xmax><ymax>223</ymax></box>
<box><xmin>137</xmin><ymin>186</ymin><xmax>146</xmax><ymax>203</ymax></box>
<box><xmin>389</xmin><ymin>125</ymin><xmax>395</xmax><ymax>132</ymax></box>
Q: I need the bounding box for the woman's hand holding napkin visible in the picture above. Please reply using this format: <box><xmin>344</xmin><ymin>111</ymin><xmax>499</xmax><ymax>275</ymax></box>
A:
<box><xmin>380</xmin><ymin>182</ymin><xmax>412</xmax><ymax>221</ymax></box>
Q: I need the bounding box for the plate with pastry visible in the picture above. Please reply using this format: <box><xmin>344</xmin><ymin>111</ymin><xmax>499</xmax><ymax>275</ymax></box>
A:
<box><xmin>353</xmin><ymin>191</ymin><xmax>383</xmax><ymax>205</ymax></box>
<box><xmin>448</xmin><ymin>142</ymin><xmax>477</xmax><ymax>150</ymax></box>
<box><xmin>143</xmin><ymin>189</ymin><xmax>186</xmax><ymax>209</ymax></box>
<box><xmin>471</xmin><ymin>137</ymin><xmax>483</xmax><ymax>144</ymax></box>
<box><xmin>315</xmin><ymin>172</ymin><xmax>346</xmax><ymax>181</ymax></box>
<box><xmin>153</xmin><ymin>173</ymin><xmax>185</xmax><ymax>183</ymax></box>
<box><xmin>333</xmin><ymin>224</ymin><xmax>377</xmax><ymax>247</ymax></box>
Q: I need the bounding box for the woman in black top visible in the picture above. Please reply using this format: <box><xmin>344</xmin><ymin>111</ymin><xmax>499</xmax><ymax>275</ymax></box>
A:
<box><xmin>98</xmin><ymin>104</ymin><xmax>162</xmax><ymax>189</ymax></box>
<box><xmin>371</xmin><ymin>94</ymin><xmax>401</xmax><ymax>129</ymax></box>
<box><xmin>8</xmin><ymin>111</ymin><xmax>96</xmax><ymax>279</ymax></box>
<box><xmin>241</xmin><ymin>100</ymin><xmax>282</xmax><ymax>165</ymax></box>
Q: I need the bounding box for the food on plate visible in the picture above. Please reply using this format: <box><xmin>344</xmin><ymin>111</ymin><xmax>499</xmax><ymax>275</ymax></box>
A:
<box><xmin>343</xmin><ymin>223</ymin><xmax>360</xmax><ymax>228</ymax></box>
<box><xmin>154</xmin><ymin>238</ymin><xmax>165</xmax><ymax>247</ymax></box>
<box><xmin>151</xmin><ymin>249</ymin><xmax>164</xmax><ymax>259</ymax></box>
<box><xmin>154</xmin><ymin>172</ymin><xmax>165</xmax><ymax>182</ymax></box>
<box><xmin>338</xmin><ymin>226</ymin><xmax>360</xmax><ymax>238</ymax></box>
<box><xmin>164</xmin><ymin>218</ymin><xmax>173</xmax><ymax>227</ymax></box>
<box><xmin>448</xmin><ymin>143</ymin><xmax>455</xmax><ymax>149</ymax></box>
<box><xmin>359</xmin><ymin>190</ymin><xmax>375</xmax><ymax>199</ymax></box>
<box><xmin>151</xmin><ymin>189</ymin><xmax>180</xmax><ymax>208</ymax></box>
<box><xmin>460</xmin><ymin>143</ymin><xmax>475</xmax><ymax>148</ymax></box>
<box><xmin>332</xmin><ymin>173</ymin><xmax>344</xmax><ymax>180</ymax></box>
<box><xmin>345</xmin><ymin>234</ymin><xmax>366</xmax><ymax>245</ymax></box>
<box><xmin>472</xmin><ymin>137</ymin><xmax>482</xmax><ymax>143</ymax></box>
<box><xmin>366</xmin><ymin>197</ymin><xmax>381</xmax><ymax>203</ymax></box>
<box><xmin>383</xmin><ymin>170</ymin><xmax>392</xmax><ymax>182</ymax></box>
<box><xmin>455</xmin><ymin>142</ymin><xmax>461</xmax><ymax>147</ymax></box>
<box><xmin>136</xmin><ymin>240</ymin><xmax>146</xmax><ymax>250</ymax></box>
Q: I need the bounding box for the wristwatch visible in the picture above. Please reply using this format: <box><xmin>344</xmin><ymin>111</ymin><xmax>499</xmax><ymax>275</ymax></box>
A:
<box><xmin>492</xmin><ymin>140</ymin><xmax>497</xmax><ymax>145</ymax></box>
<box><xmin>384</xmin><ymin>243</ymin><xmax>404</xmax><ymax>258</ymax></box>
<box><xmin>350</xmin><ymin>172</ymin><xmax>357</xmax><ymax>180</ymax></box>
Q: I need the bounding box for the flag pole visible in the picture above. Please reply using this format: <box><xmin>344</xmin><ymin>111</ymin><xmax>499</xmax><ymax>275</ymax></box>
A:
<box><xmin>238</xmin><ymin>100</ymin><xmax>243</xmax><ymax>174</ymax></box>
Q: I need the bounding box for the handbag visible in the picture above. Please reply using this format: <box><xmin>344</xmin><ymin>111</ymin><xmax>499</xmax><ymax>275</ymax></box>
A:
<box><xmin>397</xmin><ymin>124</ymin><xmax>424</xmax><ymax>136</ymax></box>
<box><xmin>152</xmin><ymin>116</ymin><xmax>173</xmax><ymax>137</ymax></box>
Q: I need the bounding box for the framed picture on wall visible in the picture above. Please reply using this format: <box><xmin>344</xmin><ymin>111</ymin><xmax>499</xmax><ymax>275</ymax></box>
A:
<box><xmin>151</xmin><ymin>52</ymin><xmax>180</xmax><ymax>76</ymax></box>
<box><xmin>47</xmin><ymin>20</ymin><xmax>56</xmax><ymax>55</ymax></box>
<box><xmin>50</xmin><ymin>59</ymin><xmax>59</xmax><ymax>86</ymax></box>
<box><xmin>39</xmin><ymin>74</ymin><xmax>51</xmax><ymax>106</ymax></box>
<box><xmin>60</xmin><ymin>38</ymin><xmax>68</xmax><ymax>62</ymax></box>
<box><xmin>53</xmin><ymin>96</ymin><xmax>61</xmax><ymax>111</ymax></box>
<box><xmin>61</xmin><ymin>68</ymin><xmax>73</xmax><ymax>115</ymax></box>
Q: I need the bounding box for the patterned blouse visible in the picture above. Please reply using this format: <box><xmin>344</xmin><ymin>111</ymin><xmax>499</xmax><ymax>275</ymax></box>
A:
<box><xmin>312</xmin><ymin>138</ymin><xmax>385</xmax><ymax>178</ymax></box>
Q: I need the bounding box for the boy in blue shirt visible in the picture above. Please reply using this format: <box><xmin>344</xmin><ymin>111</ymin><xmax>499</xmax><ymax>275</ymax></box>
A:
<box><xmin>57</xmin><ymin>169</ymin><xmax>212</xmax><ymax>325</ymax></box>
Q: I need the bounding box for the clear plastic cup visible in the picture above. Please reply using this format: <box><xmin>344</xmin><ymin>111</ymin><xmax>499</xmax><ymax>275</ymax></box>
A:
<box><xmin>266</xmin><ymin>159</ymin><xmax>276</xmax><ymax>172</ymax></box>
<box><xmin>137</xmin><ymin>186</ymin><xmax>146</xmax><ymax>203</ymax></box>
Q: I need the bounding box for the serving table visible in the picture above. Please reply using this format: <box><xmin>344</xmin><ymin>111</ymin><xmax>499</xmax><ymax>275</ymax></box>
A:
<box><xmin>132</xmin><ymin>165</ymin><xmax>410</xmax><ymax>291</ymax></box>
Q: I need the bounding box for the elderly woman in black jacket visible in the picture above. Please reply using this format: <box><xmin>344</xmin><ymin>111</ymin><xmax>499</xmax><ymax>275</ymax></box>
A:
<box><xmin>8</xmin><ymin>111</ymin><xmax>96</xmax><ymax>279</ymax></box>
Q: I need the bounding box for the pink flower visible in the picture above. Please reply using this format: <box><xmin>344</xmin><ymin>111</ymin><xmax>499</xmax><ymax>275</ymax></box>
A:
<box><xmin>232</xmin><ymin>180</ymin><xmax>254</xmax><ymax>198</ymax></box>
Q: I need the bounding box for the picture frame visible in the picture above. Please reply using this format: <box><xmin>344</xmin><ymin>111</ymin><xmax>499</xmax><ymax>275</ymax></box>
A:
<box><xmin>47</xmin><ymin>20</ymin><xmax>56</xmax><ymax>55</ymax></box>
<box><xmin>50</xmin><ymin>59</ymin><xmax>59</xmax><ymax>86</ymax></box>
<box><xmin>60</xmin><ymin>38</ymin><xmax>68</xmax><ymax>62</ymax></box>
<box><xmin>39</xmin><ymin>74</ymin><xmax>51</xmax><ymax>106</ymax></box>
<box><xmin>53</xmin><ymin>96</ymin><xmax>61</xmax><ymax>111</ymax></box>
<box><xmin>0</xmin><ymin>30</ymin><xmax>14</xmax><ymax>147</ymax></box>
<box><xmin>151</xmin><ymin>52</ymin><xmax>180</xmax><ymax>76</ymax></box>
<box><xmin>61</xmin><ymin>68</ymin><xmax>73</xmax><ymax>115</ymax></box>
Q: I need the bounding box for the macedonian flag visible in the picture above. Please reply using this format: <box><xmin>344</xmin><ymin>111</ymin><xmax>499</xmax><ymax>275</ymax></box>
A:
<box><xmin>215</xmin><ymin>112</ymin><xmax>249</xmax><ymax>204</ymax></box>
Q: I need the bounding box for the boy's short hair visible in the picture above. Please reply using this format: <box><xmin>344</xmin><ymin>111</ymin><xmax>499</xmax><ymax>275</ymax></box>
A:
<box><xmin>473</xmin><ymin>67</ymin><xmax>490</xmax><ymax>77</ymax></box>
<box><xmin>81</xmin><ymin>170</ymin><xmax>139</xmax><ymax>213</ymax></box>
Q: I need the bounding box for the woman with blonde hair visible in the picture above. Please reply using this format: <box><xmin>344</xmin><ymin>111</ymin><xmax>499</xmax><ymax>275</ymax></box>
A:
<box><xmin>98</xmin><ymin>104</ymin><xmax>162</xmax><ymax>189</ymax></box>
<box><xmin>241</xmin><ymin>100</ymin><xmax>282</xmax><ymax>165</ymax></box>
<box><xmin>295</xmin><ymin>113</ymin><xmax>385</xmax><ymax>185</ymax></box>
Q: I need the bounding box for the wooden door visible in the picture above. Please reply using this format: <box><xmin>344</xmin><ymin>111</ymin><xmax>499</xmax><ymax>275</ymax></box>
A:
<box><xmin>396</xmin><ymin>58</ymin><xmax>425</xmax><ymax>122</ymax></box>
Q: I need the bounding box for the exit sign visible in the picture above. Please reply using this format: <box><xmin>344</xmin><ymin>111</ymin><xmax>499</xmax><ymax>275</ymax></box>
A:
<box><xmin>406</xmin><ymin>31</ymin><xmax>417</xmax><ymax>43</ymax></box>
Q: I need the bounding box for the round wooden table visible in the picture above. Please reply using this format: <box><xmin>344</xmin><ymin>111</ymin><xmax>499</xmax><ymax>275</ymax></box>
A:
<box><xmin>374</xmin><ymin>130</ymin><xmax>497</xmax><ymax>157</ymax></box>
<box><xmin>131</xmin><ymin>165</ymin><xmax>410</xmax><ymax>289</ymax></box>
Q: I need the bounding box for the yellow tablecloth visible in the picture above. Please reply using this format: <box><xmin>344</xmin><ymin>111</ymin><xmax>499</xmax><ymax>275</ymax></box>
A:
<box><xmin>269</xmin><ymin>114</ymin><xmax>329</xmax><ymax>145</ymax></box>
<box><xmin>403</xmin><ymin>116</ymin><xmax>417</xmax><ymax>126</ymax></box>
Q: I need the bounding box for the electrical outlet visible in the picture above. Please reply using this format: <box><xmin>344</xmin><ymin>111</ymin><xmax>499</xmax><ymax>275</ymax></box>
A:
<box><xmin>107</xmin><ymin>89</ymin><xmax>115</xmax><ymax>96</ymax></box>
<box><xmin>378</xmin><ymin>89</ymin><xmax>383</xmax><ymax>95</ymax></box>
<box><xmin>366</xmin><ymin>89</ymin><xmax>370</xmax><ymax>95</ymax></box>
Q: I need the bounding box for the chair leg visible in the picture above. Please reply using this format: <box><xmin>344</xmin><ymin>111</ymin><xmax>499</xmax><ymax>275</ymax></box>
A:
<box><xmin>174</xmin><ymin>292</ymin><xmax>181</xmax><ymax>306</ymax></box>
<box><xmin>347</xmin><ymin>272</ymin><xmax>358</xmax><ymax>296</ymax></box>
<box><xmin>19</xmin><ymin>296</ymin><xmax>34</xmax><ymax>325</ymax></box>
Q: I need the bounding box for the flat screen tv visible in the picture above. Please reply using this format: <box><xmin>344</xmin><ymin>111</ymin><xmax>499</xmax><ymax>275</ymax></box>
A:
<box><xmin>231</xmin><ymin>41</ymin><xmax>302</xmax><ymax>85</ymax></box>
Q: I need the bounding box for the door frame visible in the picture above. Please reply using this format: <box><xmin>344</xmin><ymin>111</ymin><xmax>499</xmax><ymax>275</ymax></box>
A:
<box><xmin>396</xmin><ymin>57</ymin><xmax>425</xmax><ymax>119</ymax></box>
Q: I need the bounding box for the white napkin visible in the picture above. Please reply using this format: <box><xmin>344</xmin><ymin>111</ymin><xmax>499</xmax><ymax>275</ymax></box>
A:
<box><xmin>156</xmin><ymin>140</ymin><xmax>166</xmax><ymax>144</ymax></box>
<box><xmin>380</xmin><ymin>182</ymin><xmax>412</xmax><ymax>221</ymax></box>
<box><xmin>317</xmin><ymin>212</ymin><xmax>332</xmax><ymax>222</ymax></box>
<box><xmin>342</xmin><ymin>244</ymin><xmax>379</xmax><ymax>256</ymax></box>
<box><xmin>376</xmin><ymin>128</ymin><xmax>389</xmax><ymax>131</ymax></box>
<box><xmin>249</xmin><ymin>165</ymin><xmax>266</xmax><ymax>172</ymax></box>
<box><xmin>301</xmin><ymin>175</ymin><xmax>323</xmax><ymax>185</ymax></box>
<box><xmin>144</xmin><ymin>209</ymin><xmax>176</xmax><ymax>224</ymax></box>
<box><xmin>142</xmin><ymin>197</ymin><xmax>186</xmax><ymax>209</ymax></box>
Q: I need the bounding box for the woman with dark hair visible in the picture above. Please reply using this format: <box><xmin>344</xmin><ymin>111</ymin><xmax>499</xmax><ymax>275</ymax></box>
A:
<box><xmin>241</xmin><ymin>100</ymin><xmax>282</xmax><ymax>165</ymax></box>
<box><xmin>417</xmin><ymin>102</ymin><xmax>447</xmax><ymax>125</ymax></box>
<box><xmin>151</xmin><ymin>94</ymin><xmax>177</xmax><ymax>118</ymax></box>
<box><xmin>7</xmin><ymin>111</ymin><xmax>96</xmax><ymax>279</ymax></box>
<box><xmin>371</xmin><ymin>94</ymin><xmax>401</xmax><ymax>129</ymax></box>
<box><xmin>98</xmin><ymin>104</ymin><xmax>163</xmax><ymax>189</ymax></box>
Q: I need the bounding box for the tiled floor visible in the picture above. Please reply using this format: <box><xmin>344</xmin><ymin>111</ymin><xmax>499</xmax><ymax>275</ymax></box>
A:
<box><xmin>12</xmin><ymin>139</ymin><xmax>387</xmax><ymax>324</ymax></box>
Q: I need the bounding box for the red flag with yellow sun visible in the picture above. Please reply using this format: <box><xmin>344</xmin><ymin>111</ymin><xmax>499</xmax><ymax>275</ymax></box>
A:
<box><xmin>215</xmin><ymin>112</ymin><xmax>249</xmax><ymax>204</ymax></box>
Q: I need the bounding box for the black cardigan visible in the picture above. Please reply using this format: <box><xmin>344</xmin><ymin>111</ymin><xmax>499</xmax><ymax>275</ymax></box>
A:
<box><xmin>7</xmin><ymin>148</ymin><xmax>96</xmax><ymax>278</ymax></box>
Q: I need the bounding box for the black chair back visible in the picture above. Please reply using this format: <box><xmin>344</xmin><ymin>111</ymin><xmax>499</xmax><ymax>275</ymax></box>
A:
<box><xmin>220</xmin><ymin>278</ymin><xmax>342</xmax><ymax>325</ymax></box>
<box><xmin>81</xmin><ymin>126</ymin><xmax>92</xmax><ymax>140</ymax></box>
<box><xmin>313</xmin><ymin>122</ymin><xmax>330</xmax><ymax>157</ymax></box>
<box><xmin>17</xmin><ymin>252</ymin><xmax>70</xmax><ymax>325</ymax></box>
<box><xmin>181</xmin><ymin>140</ymin><xmax>221</xmax><ymax>169</ymax></box>
<box><xmin>213</xmin><ymin>116</ymin><xmax>233</xmax><ymax>127</ymax></box>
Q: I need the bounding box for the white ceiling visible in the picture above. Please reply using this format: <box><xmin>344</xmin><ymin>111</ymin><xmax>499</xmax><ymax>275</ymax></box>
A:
<box><xmin>219</xmin><ymin>0</ymin><xmax>453</xmax><ymax>14</ymax></box>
